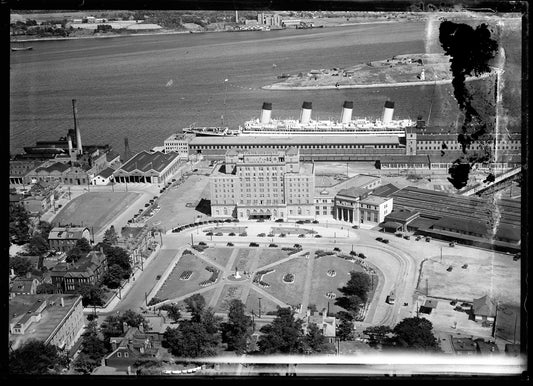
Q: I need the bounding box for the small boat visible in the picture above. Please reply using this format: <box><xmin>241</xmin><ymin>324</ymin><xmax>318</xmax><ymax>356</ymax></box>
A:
<box><xmin>11</xmin><ymin>42</ymin><xmax>33</xmax><ymax>51</ymax></box>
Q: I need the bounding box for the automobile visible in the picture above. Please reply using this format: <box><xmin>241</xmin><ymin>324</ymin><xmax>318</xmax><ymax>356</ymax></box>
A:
<box><xmin>462</xmin><ymin>264</ymin><xmax>468</xmax><ymax>269</ymax></box>
<box><xmin>138</xmin><ymin>209</ymin><xmax>143</xmax><ymax>213</ymax></box>
<box><xmin>193</xmin><ymin>169</ymin><xmax>198</xmax><ymax>172</ymax></box>
<box><xmin>296</xmin><ymin>220</ymin><xmax>305</xmax><ymax>224</ymax></box>
<box><xmin>349</xmin><ymin>251</ymin><xmax>357</xmax><ymax>256</ymax></box>
<box><xmin>226</xmin><ymin>242</ymin><xmax>234</xmax><ymax>247</ymax></box>
<box><xmin>159</xmin><ymin>189</ymin><xmax>164</xmax><ymax>193</ymax></box>
<box><xmin>358</xmin><ymin>253</ymin><xmax>366</xmax><ymax>259</ymax></box>
<box><xmin>513</xmin><ymin>253</ymin><xmax>521</xmax><ymax>261</ymax></box>
<box><xmin>403</xmin><ymin>235</ymin><xmax>410</xmax><ymax>240</ymax></box>
<box><xmin>215</xmin><ymin>232</ymin><xmax>223</xmax><ymax>236</ymax></box>
<box><xmin>156</xmin><ymin>275</ymin><xmax>161</xmax><ymax>280</ymax></box>
<box><xmin>239</xmin><ymin>232</ymin><xmax>247</xmax><ymax>237</ymax></box>
<box><xmin>269</xmin><ymin>243</ymin><xmax>278</xmax><ymax>248</ymax></box>
<box><xmin>228</xmin><ymin>232</ymin><xmax>236</xmax><ymax>236</ymax></box>
<box><xmin>395</xmin><ymin>233</ymin><xmax>403</xmax><ymax>238</ymax></box>
<box><xmin>415</xmin><ymin>236</ymin><xmax>422</xmax><ymax>241</ymax></box>
<box><xmin>267</xmin><ymin>233</ymin><xmax>274</xmax><ymax>237</ymax></box>
<box><xmin>333</xmin><ymin>247</ymin><xmax>341</xmax><ymax>252</ymax></box>
<box><xmin>249</xmin><ymin>242</ymin><xmax>259</xmax><ymax>247</ymax></box>
<box><xmin>449</xmin><ymin>241</ymin><xmax>455</xmax><ymax>247</ymax></box>
<box><xmin>446</xmin><ymin>266</ymin><xmax>453</xmax><ymax>272</ymax></box>
<box><xmin>153</xmin><ymin>196</ymin><xmax>158</xmax><ymax>200</ymax></box>
<box><xmin>450</xmin><ymin>300</ymin><xmax>457</xmax><ymax>306</ymax></box>
<box><xmin>314</xmin><ymin>234</ymin><xmax>322</xmax><ymax>238</ymax></box>
<box><xmin>198</xmin><ymin>241</ymin><xmax>207</xmax><ymax>246</ymax></box>
<box><xmin>172</xmin><ymin>179</ymin><xmax>176</xmax><ymax>182</ymax></box>
<box><xmin>376</xmin><ymin>237</ymin><xmax>383</xmax><ymax>242</ymax></box>
<box><xmin>275</xmin><ymin>219</ymin><xmax>284</xmax><ymax>223</ymax></box>
<box><xmin>258</xmin><ymin>233</ymin><xmax>266</xmax><ymax>237</ymax></box>
<box><xmin>224</xmin><ymin>219</ymin><xmax>233</xmax><ymax>223</ymax></box>
<box><xmin>294</xmin><ymin>244</ymin><xmax>302</xmax><ymax>249</ymax></box>
<box><xmin>279</xmin><ymin>233</ymin><xmax>286</xmax><ymax>237</ymax></box>
<box><xmin>352</xmin><ymin>225</ymin><xmax>359</xmax><ymax>229</ymax></box>
<box><xmin>312</xmin><ymin>220</ymin><xmax>319</xmax><ymax>224</ymax></box>
<box><xmin>382</xmin><ymin>239</ymin><xmax>390</xmax><ymax>244</ymax></box>
<box><xmin>298</xmin><ymin>234</ymin><xmax>305</xmax><ymax>238</ymax></box>
<box><xmin>425</xmin><ymin>237</ymin><xmax>431</xmax><ymax>242</ymax></box>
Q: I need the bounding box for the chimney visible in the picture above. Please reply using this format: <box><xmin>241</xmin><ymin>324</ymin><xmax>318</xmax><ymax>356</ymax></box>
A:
<box><xmin>72</xmin><ymin>99</ymin><xmax>83</xmax><ymax>155</ymax></box>
<box><xmin>26</xmin><ymin>271</ymin><xmax>32</xmax><ymax>279</ymax></box>
<box><xmin>381</xmin><ymin>100</ymin><xmax>394</xmax><ymax>125</ymax></box>
<box><xmin>260</xmin><ymin>102</ymin><xmax>272</xmax><ymax>124</ymax></box>
<box><xmin>67</xmin><ymin>134</ymin><xmax>73</xmax><ymax>155</ymax></box>
<box><xmin>300</xmin><ymin>101</ymin><xmax>312</xmax><ymax>124</ymax></box>
<box><xmin>111</xmin><ymin>339</ymin><xmax>117</xmax><ymax>351</ymax></box>
<box><xmin>341</xmin><ymin>101</ymin><xmax>353</xmax><ymax>124</ymax></box>
<box><xmin>60</xmin><ymin>297</ymin><xmax>65</xmax><ymax>307</ymax></box>
<box><xmin>10</xmin><ymin>268</ymin><xmax>15</xmax><ymax>277</ymax></box>
<box><xmin>122</xmin><ymin>321</ymin><xmax>128</xmax><ymax>333</ymax></box>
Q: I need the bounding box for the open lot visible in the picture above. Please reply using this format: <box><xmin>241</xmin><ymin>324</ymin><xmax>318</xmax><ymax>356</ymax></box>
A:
<box><xmin>53</xmin><ymin>191</ymin><xmax>140</xmax><ymax>232</ymax></box>
<box><xmin>418</xmin><ymin>253</ymin><xmax>520</xmax><ymax>306</ymax></box>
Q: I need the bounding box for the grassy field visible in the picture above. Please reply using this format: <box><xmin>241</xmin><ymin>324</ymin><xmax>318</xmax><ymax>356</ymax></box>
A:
<box><xmin>202</xmin><ymin>247</ymin><xmax>234</xmax><ymax>268</ymax></box>
<box><xmin>214</xmin><ymin>285</ymin><xmax>245</xmax><ymax>313</ymax></box>
<box><xmin>230</xmin><ymin>249</ymin><xmax>255</xmax><ymax>273</ymax></box>
<box><xmin>418</xmin><ymin>253</ymin><xmax>520</xmax><ymax>306</ymax></box>
<box><xmin>256</xmin><ymin>249</ymin><xmax>291</xmax><ymax>269</ymax></box>
<box><xmin>245</xmin><ymin>288</ymin><xmax>280</xmax><ymax>315</ymax></box>
<box><xmin>53</xmin><ymin>192</ymin><xmax>140</xmax><ymax>232</ymax></box>
<box><xmin>261</xmin><ymin>257</ymin><xmax>309</xmax><ymax>307</ymax></box>
<box><xmin>155</xmin><ymin>253</ymin><xmax>214</xmax><ymax>300</ymax></box>
<box><xmin>270</xmin><ymin>227</ymin><xmax>316</xmax><ymax>235</ymax></box>
<box><xmin>308</xmin><ymin>255</ymin><xmax>366</xmax><ymax>314</ymax></box>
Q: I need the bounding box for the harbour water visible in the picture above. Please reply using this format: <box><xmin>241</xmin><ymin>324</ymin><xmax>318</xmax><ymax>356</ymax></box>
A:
<box><xmin>9</xmin><ymin>20</ymin><xmax>519</xmax><ymax>155</ymax></box>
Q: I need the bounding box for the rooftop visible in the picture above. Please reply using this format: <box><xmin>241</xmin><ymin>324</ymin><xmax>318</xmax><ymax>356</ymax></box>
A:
<box><xmin>451</xmin><ymin>337</ymin><xmax>477</xmax><ymax>352</ymax></box>
<box><xmin>472</xmin><ymin>295</ymin><xmax>496</xmax><ymax>317</ymax></box>
<box><xmin>34</xmin><ymin>161</ymin><xmax>70</xmax><ymax>174</ymax></box>
<box><xmin>337</xmin><ymin>186</ymin><xmax>369</xmax><ymax>199</ymax></box>
<box><xmin>98</xmin><ymin>167</ymin><xmax>115</xmax><ymax>179</ymax></box>
<box><xmin>119</xmin><ymin>151</ymin><xmax>179</xmax><ymax>173</ymax></box>
<box><xmin>385</xmin><ymin>208</ymin><xmax>419</xmax><ymax>222</ymax></box>
<box><xmin>360</xmin><ymin>195</ymin><xmax>391</xmax><ymax>206</ymax></box>
<box><xmin>372</xmin><ymin>183</ymin><xmax>400</xmax><ymax>197</ymax></box>
<box><xmin>49</xmin><ymin>226</ymin><xmax>90</xmax><ymax>240</ymax></box>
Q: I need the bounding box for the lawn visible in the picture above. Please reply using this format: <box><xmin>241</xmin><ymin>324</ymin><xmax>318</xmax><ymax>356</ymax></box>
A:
<box><xmin>204</xmin><ymin>226</ymin><xmax>248</xmax><ymax>234</ymax></box>
<box><xmin>202</xmin><ymin>247</ymin><xmax>234</xmax><ymax>268</ymax></box>
<box><xmin>245</xmin><ymin>287</ymin><xmax>281</xmax><ymax>315</ymax></box>
<box><xmin>53</xmin><ymin>192</ymin><xmax>140</xmax><ymax>232</ymax></box>
<box><xmin>270</xmin><ymin>227</ymin><xmax>316</xmax><ymax>235</ymax></box>
<box><xmin>308</xmin><ymin>255</ymin><xmax>366</xmax><ymax>315</ymax></box>
<box><xmin>256</xmin><ymin>249</ymin><xmax>291</xmax><ymax>269</ymax></box>
<box><xmin>418</xmin><ymin>253</ymin><xmax>520</xmax><ymax>306</ymax></box>
<box><xmin>230</xmin><ymin>248</ymin><xmax>255</xmax><ymax>273</ymax></box>
<box><xmin>259</xmin><ymin>257</ymin><xmax>309</xmax><ymax>307</ymax></box>
<box><xmin>155</xmin><ymin>253</ymin><xmax>215</xmax><ymax>300</ymax></box>
<box><xmin>214</xmin><ymin>285</ymin><xmax>246</xmax><ymax>313</ymax></box>
<box><xmin>174</xmin><ymin>287</ymin><xmax>217</xmax><ymax>311</ymax></box>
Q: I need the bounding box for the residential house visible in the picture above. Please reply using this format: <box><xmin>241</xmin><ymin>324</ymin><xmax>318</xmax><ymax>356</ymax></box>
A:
<box><xmin>472</xmin><ymin>295</ymin><xmax>497</xmax><ymax>326</ymax></box>
<box><xmin>92</xmin><ymin>167</ymin><xmax>115</xmax><ymax>185</ymax></box>
<box><xmin>48</xmin><ymin>226</ymin><xmax>92</xmax><ymax>252</ymax></box>
<box><xmin>304</xmin><ymin>308</ymin><xmax>336</xmax><ymax>344</ymax></box>
<box><xmin>9</xmin><ymin>294</ymin><xmax>85</xmax><ymax>353</ymax></box>
<box><xmin>10</xmin><ymin>273</ymin><xmax>42</xmax><ymax>297</ymax></box>
<box><xmin>50</xmin><ymin>250</ymin><xmax>107</xmax><ymax>293</ymax></box>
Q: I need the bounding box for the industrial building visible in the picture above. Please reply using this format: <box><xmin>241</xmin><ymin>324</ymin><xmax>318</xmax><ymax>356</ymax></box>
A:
<box><xmin>163</xmin><ymin>133</ymin><xmax>192</xmax><ymax>158</ymax></box>
<box><xmin>113</xmin><ymin>151</ymin><xmax>181</xmax><ymax>184</ymax></box>
<box><xmin>210</xmin><ymin>148</ymin><xmax>315</xmax><ymax>221</ymax></box>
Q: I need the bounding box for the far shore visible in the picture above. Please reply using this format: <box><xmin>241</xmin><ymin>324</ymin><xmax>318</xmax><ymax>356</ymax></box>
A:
<box><xmin>262</xmin><ymin>73</ymin><xmax>493</xmax><ymax>91</ymax></box>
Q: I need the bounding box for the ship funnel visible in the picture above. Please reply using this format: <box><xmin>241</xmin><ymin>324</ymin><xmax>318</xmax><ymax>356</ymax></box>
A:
<box><xmin>382</xmin><ymin>100</ymin><xmax>394</xmax><ymax>125</ymax></box>
<box><xmin>341</xmin><ymin>101</ymin><xmax>353</xmax><ymax>124</ymax></box>
<box><xmin>260</xmin><ymin>102</ymin><xmax>272</xmax><ymax>124</ymax></box>
<box><xmin>72</xmin><ymin>99</ymin><xmax>82</xmax><ymax>154</ymax></box>
<box><xmin>300</xmin><ymin>101</ymin><xmax>312</xmax><ymax>124</ymax></box>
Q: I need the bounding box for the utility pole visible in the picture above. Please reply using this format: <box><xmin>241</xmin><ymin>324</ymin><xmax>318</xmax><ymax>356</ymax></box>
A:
<box><xmin>191</xmin><ymin>233</ymin><xmax>194</xmax><ymax>246</ymax></box>
<box><xmin>258</xmin><ymin>297</ymin><xmax>262</xmax><ymax>318</ymax></box>
<box><xmin>426</xmin><ymin>278</ymin><xmax>429</xmax><ymax>296</ymax></box>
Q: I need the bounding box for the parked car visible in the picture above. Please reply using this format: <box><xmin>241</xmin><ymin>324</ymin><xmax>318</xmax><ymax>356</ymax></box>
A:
<box><xmin>294</xmin><ymin>244</ymin><xmax>302</xmax><ymax>249</ymax></box>
<box><xmin>279</xmin><ymin>233</ymin><xmax>286</xmax><ymax>237</ymax></box>
<box><xmin>513</xmin><ymin>253</ymin><xmax>521</xmax><ymax>261</ymax></box>
<box><xmin>352</xmin><ymin>225</ymin><xmax>359</xmax><ymax>229</ymax></box>
<box><xmin>403</xmin><ymin>235</ymin><xmax>410</xmax><ymax>240</ymax></box>
<box><xmin>298</xmin><ymin>234</ymin><xmax>305</xmax><ymax>238</ymax></box>
<box><xmin>447</xmin><ymin>266</ymin><xmax>453</xmax><ymax>272</ymax></box>
<box><xmin>333</xmin><ymin>247</ymin><xmax>341</xmax><ymax>252</ymax></box>
<box><xmin>382</xmin><ymin>239</ymin><xmax>390</xmax><ymax>244</ymax></box>
<box><xmin>349</xmin><ymin>251</ymin><xmax>357</xmax><ymax>256</ymax></box>
<box><xmin>359</xmin><ymin>253</ymin><xmax>366</xmax><ymax>259</ymax></box>
<box><xmin>426</xmin><ymin>237</ymin><xmax>431</xmax><ymax>242</ymax></box>
<box><xmin>228</xmin><ymin>232</ymin><xmax>236</xmax><ymax>236</ymax></box>
<box><xmin>314</xmin><ymin>234</ymin><xmax>322</xmax><ymax>238</ymax></box>
<box><xmin>258</xmin><ymin>233</ymin><xmax>266</xmax><ymax>237</ymax></box>
<box><xmin>215</xmin><ymin>232</ymin><xmax>223</xmax><ymax>236</ymax></box>
<box><xmin>395</xmin><ymin>233</ymin><xmax>403</xmax><ymax>238</ymax></box>
<box><xmin>462</xmin><ymin>264</ymin><xmax>468</xmax><ymax>269</ymax></box>
<box><xmin>275</xmin><ymin>219</ymin><xmax>284</xmax><ymax>223</ymax></box>
<box><xmin>376</xmin><ymin>237</ymin><xmax>383</xmax><ymax>242</ymax></box>
<box><xmin>415</xmin><ymin>236</ymin><xmax>422</xmax><ymax>241</ymax></box>
<box><xmin>156</xmin><ymin>275</ymin><xmax>161</xmax><ymax>280</ymax></box>
<box><xmin>239</xmin><ymin>232</ymin><xmax>247</xmax><ymax>237</ymax></box>
<box><xmin>269</xmin><ymin>243</ymin><xmax>278</xmax><ymax>248</ymax></box>
<box><xmin>296</xmin><ymin>220</ymin><xmax>305</xmax><ymax>224</ymax></box>
<box><xmin>198</xmin><ymin>241</ymin><xmax>207</xmax><ymax>246</ymax></box>
<box><xmin>449</xmin><ymin>241</ymin><xmax>455</xmax><ymax>247</ymax></box>
<box><xmin>227</xmin><ymin>242</ymin><xmax>234</xmax><ymax>247</ymax></box>
<box><xmin>267</xmin><ymin>233</ymin><xmax>274</xmax><ymax>237</ymax></box>
<box><xmin>312</xmin><ymin>220</ymin><xmax>319</xmax><ymax>224</ymax></box>
<box><xmin>249</xmin><ymin>242</ymin><xmax>259</xmax><ymax>247</ymax></box>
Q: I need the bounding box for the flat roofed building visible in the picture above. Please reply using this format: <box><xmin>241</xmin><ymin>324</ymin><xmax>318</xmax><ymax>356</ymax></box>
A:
<box><xmin>10</xmin><ymin>159</ymin><xmax>45</xmax><ymax>185</ymax></box>
<box><xmin>163</xmin><ymin>133</ymin><xmax>191</xmax><ymax>158</ymax></box>
<box><xmin>114</xmin><ymin>151</ymin><xmax>181</xmax><ymax>184</ymax></box>
<box><xmin>451</xmin><ymin>337</ymin><xmax>477</xmax><ymax>355</ymax></box>
<box><xmin>48</xmin><ymin>226</ymin><xmax>91</xmax><ymax>252</ymax></box>
<box><xmin>210</xmin><ymin>147</ymin><xmax>314</xmax><ymax>221</ymax></box>
<box><xmin>9</xmin><ymin>294</ymin><xmax>84</xmax><ymax>353</ymax></box>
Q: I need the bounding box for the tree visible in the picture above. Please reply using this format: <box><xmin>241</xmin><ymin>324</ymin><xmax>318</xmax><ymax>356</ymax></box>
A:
<box><xmin>336</xmin><ymin>311</ymin><xmax>355</xmax><ymax>341</ymax></box>
<box><xmin>9</xmin><ymin>339</ymin><xmax>67</xmax><ymax>374</ymax></box>
<box><xmin>9</xmin><ymin>204</ymin><xmax>31</xmax><ymax>245</ymax></box>
<box><xmin>10</xmin><ymin>256</ymin><xmax>33</xmax><ymax>276</ymax></box>
<box><xmin>258</xmin><ymin>307</ymin><xmax>305</xmax><ymax>354</ymax></box>
<box><xmin>334</xmin><ymin>293</ymin><xmax>364</xmax><ymax>315</ymax></box>
<box><xmin>66</xmin><ymin>246</ymin><xmax>85</xmax><ymax>263</ymax></box>
<box><xmin>363</xmin><ymin>325</ymin><xmax>393</xmax><ymax>348</ymax></box>
<box><xmin>36</xmin><ymin>283</ymin><xmax>57</xmax><ymax>294</ymax></box>
<box><xmin>79</xmin><ymin>283</ymin><xmax>105</xmax><ymax>307</ymax></box>
<box><xmin>27</xmin><ymin>234</ymin><xmax>50</xmax><ymax>256</ymax></box>
<box><xmin>221</xmin><ymin>299</ymin><xmax>252</xmax><ymax>354</ymax></box>
<box><xmin>164</xmin><ymin>321</ymin><xmax>219</xmax><ymax>358</ymax></box>
<box><xmin>103</xmin><ymin>225</ymin><xmax>119</xmax><ymax>245</ymax></box>
<box><xmin>340</xmin><ymin>271</ymin><xmax>371</xmax><ymax>302</ymax></box>
<box><xmin>304</xmin><ymin>323</ymin><xmax>334</xmax><ymax>353</ymax></box>
<box><xmin>121</xmin><ymin>309</ymin><xmax>149</xmax><ymax>330</ymax></box>
<box><xmin>392</xmin><ymin>317</ymin><xmax>440</xmax><ymax>351</ymax></box>
<box><xmin>101</xmin><ymin>315</ymin><xmax>124</xmax><ymax>350</ymax></box>
<box><xmin>74</xmin><ymin>321</ymin><xmax>107</xmax><ymax>374</ymax></box>
<box><xmin>76</xmin><ymin>237</ymin><xmax>92</xmax><ymax>253</ymax></box>
<box><xmin>184</xmin><ymin>294</ymin><xmax>207</xmax><ymax>322</ymax></box>
<box><xmin>37</xmin><ymin>220</ymin><xmax>53</xmax><ymax>239</ymax></box>
<box><xmin>103</xmin><ymin>264</ymin><xmax>126</xmax><ymax>289</ymax></box>
<box><xmin>163</xmin><ymin>303</ymin><xmax>181</xmax><ymax>323</ymax></box>
<box><xmin>102</xmin><ymin>245</ymin><xmax>132</xmax><ymax>278</ymax></box>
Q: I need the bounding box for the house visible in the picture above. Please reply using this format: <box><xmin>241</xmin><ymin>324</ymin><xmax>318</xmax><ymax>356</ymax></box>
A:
<box><xmin>474</xmin><ymin>338</ymin><xmax>500</xmax><ymax>355</ymax></box>
<box><xmin>50</xmin><ymin>250</ymin><xmax>107</xmax><ymax>293</ymax></box>
<box><xmin>10</xmin><ymin>273</ymin><xmax>42</xmax><ymax>297</ymax></box>
<box><xmin>9</xmin><ymin>294</ymin><xmax>85</xmax><ymax>353</ymax></box>
<box><xmin>92</xmin><ymin>167</ymin><xmax>115</xmax><ymax>185</ymax></box>
<box><xmin>104</xmin><ymin>324</ymin><xmax>165</xmax><ymax>371</ymax></box>
<box><xmin>472</xmin><ymin>295</ymin><xmax>497</xmax><ymax>325</ymax></box>
<box><xmin>48</xmin><ymin>226</ymin><xmax>92</xmax><ymax>252</ymax></box>
<box><xmin>450</xmin><ymin>337</ymin><xmax>477</xmax><ymax>355</ymax></box>
<box><xmin>304</xmin><ymin>308</ymin><xmax>336</xmax><ymax>343</ymax></box>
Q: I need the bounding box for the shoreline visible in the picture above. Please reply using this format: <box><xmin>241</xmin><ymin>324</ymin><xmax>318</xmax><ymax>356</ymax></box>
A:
<box><xmin>262</xmin><ymin>73</ymin><xmax>492</xmax><ymax>91</ymax></box>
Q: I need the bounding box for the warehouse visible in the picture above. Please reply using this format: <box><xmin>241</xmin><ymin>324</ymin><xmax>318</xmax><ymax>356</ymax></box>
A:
<box><xmin>113</xmin><ymin>151</ymin><xmax>181</xmax><ymax>185</ymax></box>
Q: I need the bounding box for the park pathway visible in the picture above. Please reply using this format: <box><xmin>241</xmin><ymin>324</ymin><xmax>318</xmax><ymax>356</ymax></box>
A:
<box><xmin>207</xmin><ymin>248</ymin><xmax>241</xmax><ymax>308</ymax></box>
<box><xmin>249</xmin><ymin>285</ymin><xmax>290</xmax><ymax>309</ymax></box>
<box><xmin>298</xmin><ymin>249</ymin><xmax>317</xmax><ymax>318</ymax></box>
<box><xmin>255</xmin><ymin>249</ymin><xmax>310</xmax><ymax>271</ymax></box>
<box><xmin>188</xmin><ymin>248</ymin><xmax>226</xmax><ymax>272</ymax></box>
<box><xmin>238</xmin><ymin>249</ymin><xmax>261</xmax><ymax>305</ymax></box>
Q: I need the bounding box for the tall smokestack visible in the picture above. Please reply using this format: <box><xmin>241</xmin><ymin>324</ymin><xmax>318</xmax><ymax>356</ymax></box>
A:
<box><xmin>300</xmin><ymin>101</ymin><xmax>312</xmax><ymax>124</ymax></box>
<box><xmin>72</xmin><ymin>99</ymin><xmax>82</xmax><ymax>154</ymax></box>
<box><xmin>260</xmin><ymin>102</ymin><xmax>272</xmax><ymax>124</ymax></box>
<box><xmin>382</xmin><ymin>100</ymin><xmax>394</xmax><ymax>125</ymax></box>
<box><xmin>341</xmin><ymin>101</ymin><xmax>353</xmax><ymax>124</ymax></box>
